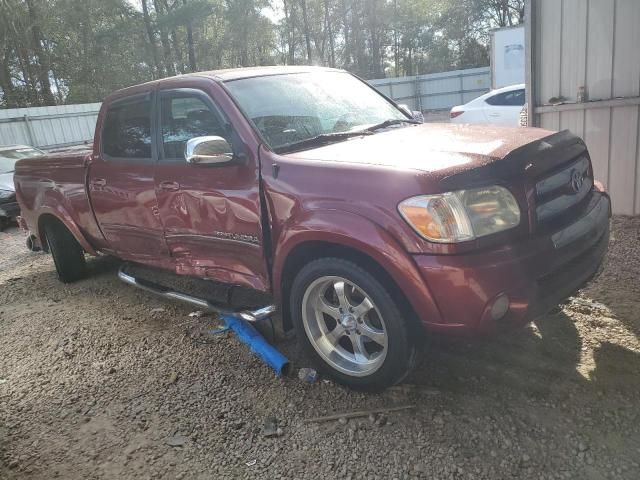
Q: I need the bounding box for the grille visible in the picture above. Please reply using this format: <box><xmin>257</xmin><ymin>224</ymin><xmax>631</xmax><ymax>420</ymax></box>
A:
<box><xmin>535</xmin><ymin>156</ymin><xmax>592</xmax><ymax>224</ymax></box>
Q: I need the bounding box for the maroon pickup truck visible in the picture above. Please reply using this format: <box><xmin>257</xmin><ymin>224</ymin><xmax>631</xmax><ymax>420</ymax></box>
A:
<box><xmin>14</xmin><ymin>66</ymin><xmax>610</xmax><ymax>389</ymax></box>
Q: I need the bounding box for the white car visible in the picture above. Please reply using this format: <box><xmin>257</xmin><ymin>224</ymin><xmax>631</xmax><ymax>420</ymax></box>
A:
<box><xmin>450</xmin><ymin>84</ymin><xmax>525</xmax><ymax>126</ymax></box>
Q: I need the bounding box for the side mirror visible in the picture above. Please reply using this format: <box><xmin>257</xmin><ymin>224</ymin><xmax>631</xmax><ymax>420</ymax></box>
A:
<box><xmin>185</xmin><ymin>136</ymin><xmax>234</xmax><ymax>165</ymax></box>
<box><xmin>398</xmin><ymin>104</ymin><xmax>424</xmax><ymax>123</ymax></box>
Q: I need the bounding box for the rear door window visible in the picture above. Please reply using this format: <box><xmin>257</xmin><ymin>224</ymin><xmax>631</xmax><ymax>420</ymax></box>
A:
<box><xmin>485</xmin><ymin>89</ymin><xmax>525</xmax><ymax>107</ymax></box>
<box><xmin>159</xmin><ymin>92</ymin><xmax>228</xmax><ymax>160</ymax></box>
<box><xmin>102</xmin><ymin>96</ymin><xmax>152</xmax><ymax>159</ymax></box>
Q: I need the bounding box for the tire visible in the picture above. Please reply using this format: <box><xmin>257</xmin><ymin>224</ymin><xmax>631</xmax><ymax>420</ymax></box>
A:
<box><xmin>290</xmin><ymin>257</ymin><xmax>416</xmax><ymax>391</ymax></box>
<box><xmin>44</xmin><ymin>220</ymin><xmax>86</xmax><ymax>283</ymax></box>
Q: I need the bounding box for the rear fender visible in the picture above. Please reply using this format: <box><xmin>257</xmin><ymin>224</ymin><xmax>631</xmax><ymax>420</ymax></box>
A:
<box><xmin>37</xmin><ymin>205</ymin><xmax>96</xmax><ymax>255</ymax></box>
<box><xmin>272</xmin><ymin>209</ymin><xmax>443</xmax><ymax>327</ymax></box>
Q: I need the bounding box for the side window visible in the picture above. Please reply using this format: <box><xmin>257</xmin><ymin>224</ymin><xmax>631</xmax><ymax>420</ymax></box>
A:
<box><xmin>160</xmin><ymin>93</ymin><xmax>228</xmax><ymax>159</ymax></box>
<box><xmin>510</xmin><ymin>89</ymin><xmax>525</xmax><ymax>106</ymax></box>
<box><xmin>102</xmin><ymin>97</ymin><xmax>152</xmax><ymax>159</ymax></box>
<box><xmin>485</xmin><ymin>93</ymin><xmax>503</xmax><ymax>106</ymax></box>
<box><xmin>485</xmin><ymin>89</ymin><xmax>525</xmax><ymax>107</ymax></box>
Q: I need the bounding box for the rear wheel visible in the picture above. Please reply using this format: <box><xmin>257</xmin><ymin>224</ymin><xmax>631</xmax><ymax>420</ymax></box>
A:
<box><xmin>44</xmin><ymin>220</ymin><xmax>86</xmax><ymax>283</ymax></box>
<box><xmin>290</xmin><ymin>257</ymin><xmax>416</xmax><ymax>391</ymax></box>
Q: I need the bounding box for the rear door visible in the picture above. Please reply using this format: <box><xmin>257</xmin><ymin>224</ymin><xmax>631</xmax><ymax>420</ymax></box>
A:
<box><xmin>153</xmin><ymin>87</ymin><xmax>270</xmax><ymax>292</ymax></box>
<box><xmin>483</xmin><ymin>88</ymin><xmax>525</xmax><ymax>126</ymax></box>
<box><xmin>88</xmin><ymin>92</ymin><xmax>169</xmax><ymax>260</ymax></box>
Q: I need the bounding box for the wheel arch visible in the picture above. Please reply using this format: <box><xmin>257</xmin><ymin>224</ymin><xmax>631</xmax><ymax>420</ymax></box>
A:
<box><xmin>278</xmin><ymin>241</ymin><xmax>415</xmax><ymax>333</ymax></box>
<box><xmin>37</xmin><ymin>209</ymin><xmax>96</xmax><ymax>255</ymax></box>
<box><xmin>272</xmin><ymin>211</ymin><xmax>443</xmax><ymax>334</ymax></box>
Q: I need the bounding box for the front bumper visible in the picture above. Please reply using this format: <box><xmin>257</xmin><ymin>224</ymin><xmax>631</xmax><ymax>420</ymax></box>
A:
<box><xmin>413</xmin><ymin>192</ymin><xmax>611</xmax><ymax>333</ymax></box>
<box><xmin>0</xmin><ymin>201</ymin><xmax>20</xmax><ymax>220</ymax></box>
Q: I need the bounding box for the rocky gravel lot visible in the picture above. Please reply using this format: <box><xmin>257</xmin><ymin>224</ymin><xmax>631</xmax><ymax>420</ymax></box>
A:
<box><xmin>1</xmin><ymin>217</ymin><xmax>639</xmax><ymax>480</ymax></box>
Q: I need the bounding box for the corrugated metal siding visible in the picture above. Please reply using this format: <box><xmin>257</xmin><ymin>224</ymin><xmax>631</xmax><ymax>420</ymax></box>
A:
<box><xmin>369</xmin><ymin>67</ymin><xmax>491</xmax><ymax>111</ymax></box>
<box><xmin>531</xmin><ymin>0</ymin><xmax>640</xmax><ymax>215</ymax></box>
<box><xmin>0</xmin><ymin>103</ymin><xmax>101</xmax><ymax>149</ymax></box>
<box><xmin>0</xmin><ymin>69</ymin><xmax>490</xmax><ymax>150</ymax></box>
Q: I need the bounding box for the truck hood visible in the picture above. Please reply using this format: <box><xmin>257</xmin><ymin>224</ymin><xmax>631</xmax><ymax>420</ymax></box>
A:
<box><xmin>0</xmin><ymin>172</ymin><xmax>15</xmax><ymax>192</ymax></box>
<box><xmin>286</xmin><ymin>123</ymin><xmax>557</xmax><ymax>174</ymax></box>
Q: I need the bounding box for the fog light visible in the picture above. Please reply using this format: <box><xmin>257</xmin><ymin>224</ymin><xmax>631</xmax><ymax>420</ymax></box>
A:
<box><xmin>490</xmin><ymin>294</ymin><xmax>510</xmax><ymax>321</ymax></box>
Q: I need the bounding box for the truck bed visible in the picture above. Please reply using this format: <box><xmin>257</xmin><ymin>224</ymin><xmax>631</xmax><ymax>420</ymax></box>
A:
<box><xmin>14</xmin><ymin>144</ymin><xmax>104</xmax><ymax>252</ymax></box>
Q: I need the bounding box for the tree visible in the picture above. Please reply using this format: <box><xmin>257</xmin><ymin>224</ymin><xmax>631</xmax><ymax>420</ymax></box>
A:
<box><xmin>299</xmin><ymin>0</ymin><xmax>312</xmax><ymax>63</ymax></box>
<box><xmin>281</xmin><ymin>0</ymin><xmax>297</xmax><ymax>64</ymax></box>
<box><xmin>323</xmin><ymin>0</ymin><xmax>335</xmax><ymax>67</ymax></box>
<box><xmin>479</xmin><ymin>0</ymin><xmax>525</xmax><ymax>27</ymax></box>
<box><xmin>153</xmin><ymin>0</ymin><xmax>176</xmax><ymax>76</ymax></box>
<box><xmin>24</xmin><ymin>0</ymin><xmax>56</xmax><ymax>105</ymax></box>
<box><xmin>141</xmin><ymin>0</ymin><xmax>163</xmax><ymax>77</ymax></box>
<box><xmin>183</xmin><ymin>0</ymin><xmax>197</xmax><ymax>71</ymax></box>
<box><xmin>0</xmin><ymin>0</ymin><xmax>525</xmax><ymax>108</ymax></box>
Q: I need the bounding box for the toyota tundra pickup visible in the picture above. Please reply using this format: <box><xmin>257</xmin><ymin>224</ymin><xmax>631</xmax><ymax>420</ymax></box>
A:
<box><xmin>14</xmin><ymin>66</ymin><xmax>610</xmax><ymax>390</ymax></box>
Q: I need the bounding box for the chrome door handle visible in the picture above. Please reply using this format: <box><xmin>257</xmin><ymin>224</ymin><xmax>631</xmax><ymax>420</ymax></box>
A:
<box><xmin>159</xmin><ymin>181</ymin><xmax>180</xmax><ymax>191</ymax></box>
<box><xmin>91</xmin><ymin>178</ymin><xmax>106</xmax><ymax>187</ymax></box>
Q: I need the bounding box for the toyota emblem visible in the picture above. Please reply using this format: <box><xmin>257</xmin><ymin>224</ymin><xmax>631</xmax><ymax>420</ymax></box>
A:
<box><xmin>570</xmin><ymin>169</ymin><xmax>584</xmax><ymax>193</ymax></box>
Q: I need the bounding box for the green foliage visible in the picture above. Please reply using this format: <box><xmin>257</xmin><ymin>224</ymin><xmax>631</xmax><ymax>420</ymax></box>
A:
<box><xmin>0</xmin><ymin>0</ymin><xmax>523</xmax><ymax>107</ymax></box>
<box><xmin>272</xmin><ymin>0</ymin><xmax>521</xmax><ymax>78</ymax></box>
<box><xmin>50</xmin><ymin>0</ymin><xmax>153</xmax><ymax>103</ymax></box>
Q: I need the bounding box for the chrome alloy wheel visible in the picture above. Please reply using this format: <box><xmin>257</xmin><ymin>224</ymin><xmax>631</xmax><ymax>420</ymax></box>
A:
<box><xmin>301</xmin><ymin>276</ymin><xmax>388</xmax><ymax>377</ymax></box>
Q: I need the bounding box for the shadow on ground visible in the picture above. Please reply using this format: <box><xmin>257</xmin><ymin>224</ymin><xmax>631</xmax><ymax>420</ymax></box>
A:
<box><xmin>405</xmin><ymin>309</ymin><xmax>639</xmax><ymax>399</ymax></box>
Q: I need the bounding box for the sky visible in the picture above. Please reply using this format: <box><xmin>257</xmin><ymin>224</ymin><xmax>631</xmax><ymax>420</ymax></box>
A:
<box><xmin>262</xmin><ymin>1</ymin><xmax>284</xmax><ymax>23</ymax></box>
<box><xmin>127</xmin><ymin>0</ymin><xmax>284</xmax><ymax>24</ymax></box>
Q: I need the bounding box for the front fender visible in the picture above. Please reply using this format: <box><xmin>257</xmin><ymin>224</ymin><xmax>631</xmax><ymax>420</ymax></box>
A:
<box><xmin>272</xmin><ymin>209</ymin><xmax>443</xmax><ymax>327</ymax></box>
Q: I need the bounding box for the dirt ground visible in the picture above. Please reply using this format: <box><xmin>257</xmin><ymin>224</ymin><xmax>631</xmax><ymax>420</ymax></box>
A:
<box><xmin>1</xmin><ymin>217</ymin><xmax>639</xmax><ymax>480</ymax></box>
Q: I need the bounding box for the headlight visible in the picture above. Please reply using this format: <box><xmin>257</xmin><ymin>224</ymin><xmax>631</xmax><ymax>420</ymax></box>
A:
<box><xmin>0</xmin><ymin>189</ymin><xmax>15</xmax><ymax>200</ymax></box>
<box><xmin>398</xmin><ymin>186</ymin><xmax>521</xmax><ymax>243</ymax></box>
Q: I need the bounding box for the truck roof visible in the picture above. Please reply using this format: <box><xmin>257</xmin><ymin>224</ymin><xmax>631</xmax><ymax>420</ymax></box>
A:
<box><xmin>104</xmin><ymin>66</ymin><xmax>345</xmax><ymax>101</ymax></box>
<box><xmin>194</xmin><ymin>65</ymin><xmax>343</xmax><ymax>81</ymax></box>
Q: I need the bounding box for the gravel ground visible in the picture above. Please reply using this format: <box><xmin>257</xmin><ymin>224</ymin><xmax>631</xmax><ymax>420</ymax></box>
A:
<box><xmin>1</xmin><ymin>217</ymin><xmax>639</xmax><ymax>480</ymax></box>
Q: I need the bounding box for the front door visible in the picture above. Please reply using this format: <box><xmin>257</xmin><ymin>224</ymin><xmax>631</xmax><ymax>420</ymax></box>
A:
<box><xmin>153</xmin><ymin>87</ymin><xmax>270</xmax><ymax>292</ymax></box>
<box><xmin>88</xmin><ymin>92</ymin><xmax>169</xmax><ymax>260</ymax></box>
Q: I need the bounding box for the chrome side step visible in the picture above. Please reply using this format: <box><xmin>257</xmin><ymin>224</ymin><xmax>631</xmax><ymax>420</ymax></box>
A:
<box><xmin>118</xmin><ymin>266</ymin><xmax>276</xmax><ymax>322</ymax></box>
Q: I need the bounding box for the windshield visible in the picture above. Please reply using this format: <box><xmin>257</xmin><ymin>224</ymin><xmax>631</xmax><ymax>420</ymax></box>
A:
<box><xmin>225</xmin><ymin>71</ymin><xmax>409</xmax><ymax>152</ymax></box>
<box><xmin>0</xmin><ymin>147</ymin><xmax>45</xmax><ymax>173</ymax></box>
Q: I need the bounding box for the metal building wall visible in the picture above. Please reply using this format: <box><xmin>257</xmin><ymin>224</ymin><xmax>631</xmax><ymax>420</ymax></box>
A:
<box><xmin>0</xmin><ymin>103</ymin><xmax>101</xmax><ymax>150</ymax></box>
<box><xmin>369</xmin><ymin>67</ymin><xmax>491</xmax><ymax>111</ymax></box>
<box><xmin>528</xmin><ymin>0</ymin><xmax>640</xmax><ymax>215</ymax></box>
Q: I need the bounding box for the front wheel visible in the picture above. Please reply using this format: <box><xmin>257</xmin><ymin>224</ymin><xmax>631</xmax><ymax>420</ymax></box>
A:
<box><xmin>290</xmin><ymin>258</ymin><xmax>416</xmax><ymax>391</ymax></box>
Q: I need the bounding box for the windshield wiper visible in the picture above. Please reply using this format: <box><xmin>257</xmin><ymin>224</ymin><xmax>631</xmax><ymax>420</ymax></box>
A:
<box><xmin>364</xmin><ymin>118</ymin><xmax>421</xmax><ymax>132</ymax></box>
<box><xmin>276</xmin><ymin>119</ymin><xmax>419</xmax><ymax>153</ymax></box>
<box><xmin>277</xmin><ymin>130</ymin><xmax>374</xmax><ymax>153</ymax></box>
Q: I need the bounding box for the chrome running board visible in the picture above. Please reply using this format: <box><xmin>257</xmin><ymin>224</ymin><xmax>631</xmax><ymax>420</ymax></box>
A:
<box><xmin>118</xmin><ymin>265</ymin><xmax>276</xmax><ymax>322</ymax></box>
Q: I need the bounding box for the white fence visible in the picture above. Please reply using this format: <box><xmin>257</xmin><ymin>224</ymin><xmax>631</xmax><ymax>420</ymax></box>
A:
<box><xmin>369</xmin><ymin>67</ymin><xmax>491</xmax><ymax>112</ymax></box>
<box><xmin>0</xmin><ymin>67</ymin><xmax>491</xmax><ymax>150</ymax></box>
<box><xmin>0</xmin><ymin>103</ymin><xmax>100</xmax><ymax>149</ymax></box>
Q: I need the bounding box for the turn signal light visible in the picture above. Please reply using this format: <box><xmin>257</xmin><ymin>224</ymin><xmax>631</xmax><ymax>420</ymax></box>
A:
<box><xmin>397</xmin><ymin>204</ymin><xmax>445</xmax><ymax>240</ymax></box>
